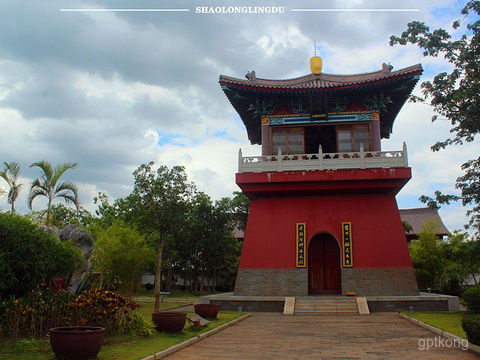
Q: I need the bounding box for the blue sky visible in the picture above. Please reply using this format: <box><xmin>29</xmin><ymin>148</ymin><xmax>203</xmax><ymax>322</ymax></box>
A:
<box><xmin>0</xmin><ymin>0</ymin><xmax>477</xmax><ymax>232</ymax></box>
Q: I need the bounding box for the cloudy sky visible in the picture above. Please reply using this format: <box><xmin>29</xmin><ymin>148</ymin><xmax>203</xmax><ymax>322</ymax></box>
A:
<box><xmin>0</xmin><ymin>0</ymin><xmax>476</xmax><ymax>232</ymax></box>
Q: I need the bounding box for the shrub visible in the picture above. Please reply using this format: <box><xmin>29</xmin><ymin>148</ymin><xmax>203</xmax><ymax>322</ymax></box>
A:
<box><xmin>462</xmin><ymin>314</ymin><xmax>480</xmax><ymax>346</ymax></box>
<box><xmin>440</xmin><ymin>277</ymin><xmax>465</xmax><ymax>297</ymax></box>
<box><xmin>0</xmin><ymin>287</ymin><xmax>139</xmax><ymax>340</ymax></box>
<box><xmin>120</xmin><ymin>313</ymin><xmax>155</xmax><ymax>337</ymax></box>
<box><xmin>0</xmin><ymin>213</ymin><xmax>83</xmax><ymax>300</ymax></box>
<box><xmin>0</xmin><ymin>286</ymin><xmax>75</xmax><ymax>340</ymax></box>
<box><xmin>463</xmin><ymin>285</ymin><xmax>480</xmax><ymax>313</ymax></box>
<box><xmin>67</xmin><ymin>289</ymin><xmax>139</xmax><ymax>333</ymax></box>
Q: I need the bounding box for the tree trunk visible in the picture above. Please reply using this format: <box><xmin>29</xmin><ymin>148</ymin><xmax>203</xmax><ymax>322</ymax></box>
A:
<box><xmin>46</xmin><ymin>197</ymin><xmax>52</xmax><ymax>225</ymax></box>
<box><xmin>199</xmin><ymin>269</ymin><xmax>204</xmax><ymax>295</ymax></box>
<box><xmin>166</xmin><ymin>260</ymin><xmax>173</xmax><ymax>292</ymax></box>
<box><xmin>213</xmin><ymin>269</ymin><xmax>217</xmax><ymax>292</ymax></box>
<box><xmin>154</xmin><ymin>237</ymin><xmax>165</xmax><ymax>312</ymax></box>
<box><xmin>127</xmin><ymin>268</ymin><xmax>136</xmax><ymax>300</ymax></box>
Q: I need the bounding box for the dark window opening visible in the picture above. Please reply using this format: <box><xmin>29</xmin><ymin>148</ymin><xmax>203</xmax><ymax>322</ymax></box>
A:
<box><xmin>305</xmin><ymin>125</ymin><xmax>336</xmax><ymax>154</ymax></box>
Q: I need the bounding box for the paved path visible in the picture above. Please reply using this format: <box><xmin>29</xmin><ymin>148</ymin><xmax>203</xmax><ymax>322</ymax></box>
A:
<box><xmin>166</xmin><ymin>313</ymin><xmax>480</xmax><ymax>359</ymax></box>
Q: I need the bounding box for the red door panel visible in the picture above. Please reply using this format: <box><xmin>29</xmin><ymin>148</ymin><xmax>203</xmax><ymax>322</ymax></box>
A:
<box><xmin>308</xmin><ymin>234</ymin><xmax>341</xmax><ymax>294</ymax></box>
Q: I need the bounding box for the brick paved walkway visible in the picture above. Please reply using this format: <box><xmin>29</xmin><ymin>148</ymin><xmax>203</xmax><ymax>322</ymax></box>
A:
<box><xmin>166</xmin><ymin>313</ymin><xmax>480</xmax><ymax>359</ymax></box>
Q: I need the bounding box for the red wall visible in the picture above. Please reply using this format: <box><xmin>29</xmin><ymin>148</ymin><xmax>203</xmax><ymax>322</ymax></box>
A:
<box><xmin>239</xmin><ymin>195</ymin><xmax>413</xmax><ymax>269</ymax></box>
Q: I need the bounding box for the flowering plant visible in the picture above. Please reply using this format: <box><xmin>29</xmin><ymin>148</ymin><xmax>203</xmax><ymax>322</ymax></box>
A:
<box><xmin>0</xmin><ymin>286</ymin><xmax>139</xmax><ymax>340</ymax></box>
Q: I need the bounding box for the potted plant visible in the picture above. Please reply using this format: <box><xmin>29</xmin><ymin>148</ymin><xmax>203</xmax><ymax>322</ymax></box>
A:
<box><xmin>49</xmin><ymin>326</ymin><xmax>105</xmax><ymax>360</ymax></box>
<box><xmin>152</xmin><ymin>312</ymin><xmax>187</xmax><ymax>332</ymax></box>
<box><xmin>194</xmin><ymin>303</ymin><xmax>220</xmax><ymax>319</ymax></box>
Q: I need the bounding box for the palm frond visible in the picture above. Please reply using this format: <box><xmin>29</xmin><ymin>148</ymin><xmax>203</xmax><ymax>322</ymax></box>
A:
<box><xmin>0</xmin><ymin>171</ymin><xmax>12</xmax><ymax>186</ymax></box>
<box><xmin>54</xmin><ymin>181</ymin><xmax>79</xmax><ymax>196</ymax></box>
<box><xmin>1</xmin><ymin>162</ymin><xmax>23</xmax><ymax>211</ymax></box>
<box><xmin>4</xmin><ymin>162</ymin><xmax>21</xmax><ymax>179</ymax></box>
<box><xmin>54</xmin><ymin>181</ymin><xmax>79</xmax><ymax>208</ymax></box>
<box><xmin>52</xmin><ymin>162</ymin><xmax>78</xmax><ymax>187</ymax></box>
<box><xmin>30</xmin><ymin>160</ymin><xmax>54</xmax><ymax>181</ymax></box>
<box><xmin>29</xmin><ymin>161</ymin><xmax>79</xmax><ymax>214</ymax></box>
<box><xmin>28</xmin><ymin>186</ymin><xmax>49</xmax><ymax>210</ymax></box>
<box><xmin>54</xmin><ymin>192</ymin><xmax>80</xmax><ymax>209</ymax></box>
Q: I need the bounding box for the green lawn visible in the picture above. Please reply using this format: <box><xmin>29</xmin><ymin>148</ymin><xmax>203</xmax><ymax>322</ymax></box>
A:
<box><xmin>403</xmin><ymin>312</ymin><xmax>467</xmax><ymax>339</ymax></box>
<box><xmin>96</xmin><ymin>312</ymin><xmax>242</xmax><ymax>360</ymax></box>
<box><xmin>0</xmin><ymin>301</ymin><xmax>243</xmax><ymax>360</ymax></box>
<box><xmin>135</xmin><ymin>287</ymin><xmax>223</xmax><ymax>300</ymax></box>
<box><xmin>135</xmin><ymin>301</ymin><xmax>189</xmax><ymax>317</ymax></box>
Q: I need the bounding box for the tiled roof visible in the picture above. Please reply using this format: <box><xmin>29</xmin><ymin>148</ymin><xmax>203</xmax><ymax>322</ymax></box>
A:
<box><xmin>220</xmin><ymin>63</ymin><xmax>423</xmax><ymax>145</ymax></box>
<box><xmin>399</xmin><ymin>207</ymin><xmax>450</xmax><ymax>239</ymax></box>
<box><xmin>219</xmin><ymin>63</ymin><xmax>423</xmax><ymax>92</ymax></box>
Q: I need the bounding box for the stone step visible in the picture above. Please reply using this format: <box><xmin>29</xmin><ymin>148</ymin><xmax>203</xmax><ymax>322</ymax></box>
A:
<box><xmin>295</xmin><ymin>303</ymin><xmax>358</xmax><ymax>308</ymax></box>
<box><xmin>294</xmin><ymin>297</ymin><xmax>359</xmax><ymax>316</ymax></box>
<box><xmin>296</xmin><ymin>306</ymin><xmax>356</xmax><ymax>310</ymax></box>
<box><xmin>295</xmin><ymin>311</ymin><xmax>359</xmax><ymax>316</ymax></box>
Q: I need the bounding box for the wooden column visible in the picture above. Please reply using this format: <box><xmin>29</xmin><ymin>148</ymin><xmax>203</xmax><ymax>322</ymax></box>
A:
<box><xmin>372</xmin><ymin>112</ymin><xmax>381</xmax><ymax>151</ymax></box>
<box><xmin>261</xmin><ymin>117</ymin><xmax>270</xmax><ymax>156</ymax></box>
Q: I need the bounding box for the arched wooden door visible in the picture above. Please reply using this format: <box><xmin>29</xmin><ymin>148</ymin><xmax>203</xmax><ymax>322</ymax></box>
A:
<box><xmin>308</xmin><ymin>233</ymin><xmax>341</xmax><ymax>295</ymax></box>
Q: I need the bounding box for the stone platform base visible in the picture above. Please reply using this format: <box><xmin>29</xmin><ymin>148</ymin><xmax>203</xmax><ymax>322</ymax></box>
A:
<box><xmin>201</xmin><ymin>292</ymin><xmax>459</xmax><ymax>313</ymax></box>
<box><xmin>234</xmin><ymin>267</ymin><xmax>419</xmax><ymax>297</ymax></box>
<box><xmin>366</xmin><ymin>292</ymin><xmax>460</xmax><ymax>312</ymax></box>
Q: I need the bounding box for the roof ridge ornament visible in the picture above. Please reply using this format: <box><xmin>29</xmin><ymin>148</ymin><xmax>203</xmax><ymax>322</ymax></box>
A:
<box><xmin>245</xmin><ymin>71</ymin><xmax>256</xmax><ymax>80</ymax></box>
<box><xmin>382</xmin><ymin>63</ymin><xmax>393</xmax><ymax>73</ymax></box>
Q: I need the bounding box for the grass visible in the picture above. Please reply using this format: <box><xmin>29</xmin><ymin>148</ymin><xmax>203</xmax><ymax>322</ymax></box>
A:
<box><xmin>135</xmin><ymin>301</ymin><xmax>188</xmax><ymax>318</ymax></box>
<box><xmin>403</xmin><ymin>311</ymin><xmax>467</xmax><ymax>339</ymax></box>
<box><xmin>96</xmin><ymin>312</ymin><xmax>241</xmax><ymax>360</ymax></box>
<box><xmin>0</xmin><ymin>301</ymin><xmax>243</xmax><ymax>360</ymax></box>
<box><xmin>135</xmin><ymin>287</ymin><xmax>223</xmax><ymax>300</ymax></box>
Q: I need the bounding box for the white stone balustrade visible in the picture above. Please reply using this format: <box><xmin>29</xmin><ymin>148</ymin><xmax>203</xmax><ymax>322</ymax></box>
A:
<box><xmin>238</xmin><ymin>143</ymin><xmax>409</xmax><ymax>173</ymax></box>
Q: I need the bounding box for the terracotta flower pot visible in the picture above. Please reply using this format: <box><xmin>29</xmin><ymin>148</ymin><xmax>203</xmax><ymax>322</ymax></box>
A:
<box><xmin>152</xmin><ymin>312</ymin><xmax>187</xmax><ymax>332</ymax></box>
<box><xmin>49</xmin><ymin>326</ymin><xmax>105</xmax><ymax>360</ymax></box>
<box><xmin>194</xmin><ymin>303</ymin><xmax>220</xmax><ymax>319</ymax></box>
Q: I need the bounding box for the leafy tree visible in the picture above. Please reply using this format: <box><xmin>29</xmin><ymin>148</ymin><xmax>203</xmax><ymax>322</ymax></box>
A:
<box><xmin>0</xmin><ymin>162</ymin><xmax>22</xmax><ymax>214</ymax></box>
<box><xmin>27</xmin><ymin>203</ymin><xmax>93</xmax><ymax>229</ymax></box>
<box><xmin>93</xmin><ymin>192</ymin><xmax>134</xmax><ymax>229</ymax></box>
<box><xmin>408</xmin><ymin>219</ymin><xmax>446</xmax><ymax>289</ymax></box>
<box><xmin>49</xmin><ymin>203</ymin><xmax>93</xmax><ymax>228</ymax></box>
<box><xmin>183</xmin><ymin>192</ymin><xmax>240</xmax><ymax>294</ymax></box>
<box><xmin>94</xmin><ymin>221</ymin><xmax>154</xmax><ymax>298</ymax></box>
<box><xmin>28</xmin><ymin>161</ymin><xmax>79</xmax><ymax>226</ymax></box>
<box><xmin>217</xmin><ymin>191</ymin><xmax>250</xmax><ymax>233</ymax></box>
<box><xmin>444</xmin><ymin>231</ymin><xmax>480</xmax><ymax>286</ymax></box>
<box><xmin>0</xmin><ymin>213</ymin><xmax>83</xmax><ymax>299</ymax></box>
<box><xmin>127</xmin><ymin>162</ymin><xmax>195</xmax><ymax>311</ymax></box>
<box><xmin>402</xmin><ymin>220</ymin><xmax>413</xmax><ymax>234</ymax></box>
<box><xmin>229</xmin><ymin>191</ymin><xmax>250</xmax><ymax>232</ymax></box>
<box><xmin>390</xmin><ymin>1</ymin><xmax>480</xmax><ymax>231</ymax></box>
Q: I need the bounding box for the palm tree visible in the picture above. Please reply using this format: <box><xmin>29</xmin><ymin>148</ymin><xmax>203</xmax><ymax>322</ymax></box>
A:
<box><xmin>0</xmin><ymin>162</ymin><xmax>23</xmax><ymax>214</ymax></box>
<box><xmin>28</xmin><ymin>161</ymin><xmax>79</xmax><ymax>225</ymax></box>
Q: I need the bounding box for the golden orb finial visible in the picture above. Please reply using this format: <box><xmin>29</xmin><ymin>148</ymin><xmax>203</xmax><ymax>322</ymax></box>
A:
<box><xmin>310</xmin><ymin>42</ymin><xmax>322</xmax><ymax>74</ymax></box>
<box><xmin>310</xmin><ymin>56</ymin><xmax>322</xmax><ymax>74</ymax></box>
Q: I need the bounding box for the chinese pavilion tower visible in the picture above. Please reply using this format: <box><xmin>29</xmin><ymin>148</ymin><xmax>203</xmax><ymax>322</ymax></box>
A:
<box><xmin>220</xmin><ymin>58</ymin><xmax>423</xmax><ymax>296</ymax></box>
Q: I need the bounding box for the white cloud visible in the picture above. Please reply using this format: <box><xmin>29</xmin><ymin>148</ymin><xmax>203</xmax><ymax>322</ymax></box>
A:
<box><xmin>0</xmin><ymin>0</ymin><xmax>476</xmax><ymax>232</ymax></box>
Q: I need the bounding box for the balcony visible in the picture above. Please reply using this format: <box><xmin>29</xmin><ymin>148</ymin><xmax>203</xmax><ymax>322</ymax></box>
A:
<box><xmin>238</xmin><ymin>143</ymin><xmax>408</xmax><ymax>173</ymax></box>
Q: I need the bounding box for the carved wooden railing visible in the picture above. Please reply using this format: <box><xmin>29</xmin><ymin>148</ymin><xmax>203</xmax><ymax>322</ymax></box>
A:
<box><xmin>238</xmin><ymin>143</ymin><xmax>409</xmax><ymax>173</ymax></box>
